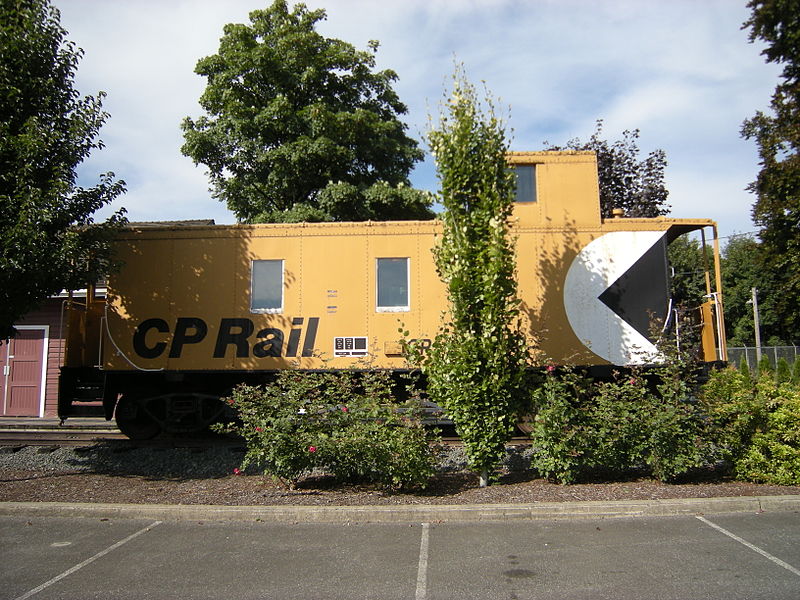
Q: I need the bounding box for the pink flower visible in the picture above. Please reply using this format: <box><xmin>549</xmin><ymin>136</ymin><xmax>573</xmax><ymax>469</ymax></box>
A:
<box><xmin>629</xmin><ymin>378</ymin><xmax>637</xmax><ymax>385</ymax></box>
<box><xmin>308</xmin><ymin>446</ymin><xmax>317</xmax><ymax>453</ymax></box>
<box><xmin>546</xmin><ymin>364</ymin><xmax>556</xmax><ymax>373</ymax></box>
<box><xmin>255</xmin><ymin>426</ymin><xmax>263</xmax><ymax>432</ymax></box>
<box><xmin>233</xmin><ymin>468</ymin><xmax>241</xmax><ymax>475</ymax></box>
<box><xmin>341</xmin><ymin>406</ymin><xmax>348</xmax><ymax>412</ymax></box>
<box><xmin>227</xmin><ymin>398</ymin><xmax>235</xmax><ymax>405</ymax></box>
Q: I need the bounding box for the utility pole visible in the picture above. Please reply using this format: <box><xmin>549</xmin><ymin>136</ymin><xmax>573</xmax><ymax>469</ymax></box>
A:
<box><xmin>749</xmin><ymin>287</ymin><xmax>763</xmax><ymax>363</ymax></box>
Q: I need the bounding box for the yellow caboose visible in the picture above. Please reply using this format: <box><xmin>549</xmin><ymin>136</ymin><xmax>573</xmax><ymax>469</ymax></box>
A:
<box><xmin>59</xmin><ymin>151</ymin><xmax>726</xmax><ymax>438</ymax></box>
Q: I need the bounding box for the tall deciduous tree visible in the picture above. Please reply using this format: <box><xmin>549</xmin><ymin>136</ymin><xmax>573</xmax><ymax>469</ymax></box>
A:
<box><xmin>0</xmin><ymin>0</ymin><xmax>126</xmax><ymax>340</ymax></box>
<box><xmin>182</xmin><ymin>0</ymin><xmax>432</xmax><ymax>223</ymax></box>
<box><xmin>719</xmin><ymin>235</ymin><xmax>773</xmax><ymax>346</ymax></box>
<box><xmin>741</xmin><ymin>0</ymin><xmax>800</xmax><ymax>345</ymax></box>
<box><xmin>545</xmin><ymin>121</ymin><xmax>670</xmax><ymax>218</ymax></box>
<box><xmin>423</xmin><ymin>70</ymin><xmax>529</xmax><ymax>486</ymax></box>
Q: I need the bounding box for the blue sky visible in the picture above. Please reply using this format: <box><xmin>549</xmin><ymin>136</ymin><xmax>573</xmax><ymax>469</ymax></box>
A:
<box><xmin>55</xmin><ymin>0</ymin><xmax>780</xmax><ymax>239</ymax></box>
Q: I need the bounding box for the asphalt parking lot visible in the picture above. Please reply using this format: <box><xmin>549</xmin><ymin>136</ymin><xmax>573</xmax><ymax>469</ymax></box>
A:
<box><xmin>2</xmin><ymin>511</ymin><xmax>799</xmax><ymax>600</ymax></box>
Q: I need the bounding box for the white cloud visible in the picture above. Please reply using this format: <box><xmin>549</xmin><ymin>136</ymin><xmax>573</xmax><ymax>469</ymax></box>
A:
<box><xmin>53</xmin><ymin>0</ymin><xmax>780</xmax><ymax>236</ymax></box>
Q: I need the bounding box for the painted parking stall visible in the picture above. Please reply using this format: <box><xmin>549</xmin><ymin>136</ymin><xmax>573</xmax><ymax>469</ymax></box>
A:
<box><xmin>3</xmin><ymin>511</ymin><xmax>800</xmax><ymax>600</ymax></box>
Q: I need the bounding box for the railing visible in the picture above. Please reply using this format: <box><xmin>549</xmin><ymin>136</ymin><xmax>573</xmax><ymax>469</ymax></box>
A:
<box><xmin>727</xmin><ymin>346</ymin><xmax>799</xmax><ymax>368</ymax></box>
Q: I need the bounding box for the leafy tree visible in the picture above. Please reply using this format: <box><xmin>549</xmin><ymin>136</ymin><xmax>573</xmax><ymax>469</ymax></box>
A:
<box><xmin>182</xmin><ymin>0</ymin><xmax>432</xmax><ymax>223</ymax></box>
<box><xmin>422</xmin><ymin>70</ymin><xmax>529</xmax><ymax>487</ymax></box>
<box><xmin>545</xmin><ymin>120</ymin><xmax>670</xmax><ymax>218</ymax></box>
<box><xmin>667</xmin><ymin>235</ymin><xmax>709</xmax><ymax>310</ymax></box>
<box><xmin>741</xmin><ymin>0</ymin><xmax>800</xmax><ymax>344</ymax></box>
<box><xmin>719</xmin><ymin>235</ymin><xmax>779</xmax><ymax>347</ymax></box>
<box><xmin>0</xmin><ymin>0</ymin><xmax>126</xmax><ymax>340</ymax></box>
<box><xmin>720</xmin><ymin>235</ymin><xmax>758</xmax><ymax>346</ymax></box>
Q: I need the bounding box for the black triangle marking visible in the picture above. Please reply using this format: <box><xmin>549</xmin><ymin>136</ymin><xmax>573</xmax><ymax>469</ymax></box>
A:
<box><xmin>598</xmin><ymin>235</ymin><xmax>669</xmax><ymax>343</ymax></box>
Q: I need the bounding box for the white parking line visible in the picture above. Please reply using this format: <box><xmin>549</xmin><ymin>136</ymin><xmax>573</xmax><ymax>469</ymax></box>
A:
<box><xmin>697</xmin><ymin>515</ymin><xmax>800</xmax><ymax>577</ymax></box>
<box><xmin>13</xmin><ymin>520</ymin><xmax>163</xmax><ymax>600</ymax></box>
<box><xmin>415</xmin><ymin>522</ymin><xmax>430</xmax><ymax>600</ymax></box>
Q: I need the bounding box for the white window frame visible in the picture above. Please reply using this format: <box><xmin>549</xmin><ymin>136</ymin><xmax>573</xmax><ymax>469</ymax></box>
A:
<box><xmin>376</xmin><ymin>257</ymin><xmax>410</xmax><ymax>313</ymax></box>
<box><xmin>250</xmin><ymin>259</ymin><xmax>284</xmax><ymax>314</ymax></box>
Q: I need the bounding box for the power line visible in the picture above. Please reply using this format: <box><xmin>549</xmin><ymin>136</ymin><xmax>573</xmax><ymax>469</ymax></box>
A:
<box><xmin>715</xmin><ymin>230</ymin><xmax>759</xmax><ymax>241</ymax></box>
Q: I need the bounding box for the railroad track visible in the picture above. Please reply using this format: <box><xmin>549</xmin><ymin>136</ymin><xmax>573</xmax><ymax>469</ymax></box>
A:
<box><xmin>440</xmin><ymin>436</ymin><xmax>530</xmax><ymax>446</ymax></box>
<box><xmin>0</xmin><ymin>428</ymin><xmax>126</xmax><ymax>447</ymax></box>
<box><xmin>0</xmin><ymin>425</ymin><xmax>531</xmax><ymax>449</ymax></box>
<box><xmin>0</xmin><ymin>428</ymin><xmax>244</xmax><ymax>449</ymax></box>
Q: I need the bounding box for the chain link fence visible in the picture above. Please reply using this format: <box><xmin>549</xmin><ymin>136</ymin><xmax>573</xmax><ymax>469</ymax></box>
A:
<box><xmin>727</xmin><ymin>346</ymin><xmax>799</xmax><ymax>369</ymax></box>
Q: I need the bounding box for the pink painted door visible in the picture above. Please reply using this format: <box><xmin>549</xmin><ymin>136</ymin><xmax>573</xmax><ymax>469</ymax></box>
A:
<box><xmin>0</xmin><ymin>339</ymin><xmax>7</xmax><ymax>414</ymax></box>
<box><xmin>1</xmin><ymin>329</ymin><xmax>45</xmax><ymax>417</ymax></box>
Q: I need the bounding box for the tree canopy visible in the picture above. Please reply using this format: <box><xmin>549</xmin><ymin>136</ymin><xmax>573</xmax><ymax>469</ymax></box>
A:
<box><xmin>182</xmin><ymin>0</ymin><xmax>432</xmax><ymax>223</ymax></box>
<box><xmin>545</xmin><ymin>121</ymin><xmax>670</xmax><ymax>218</ymax></box>
<box><xmin>0</xmin><ymin>0</ymin><xmax>126</xmax><ymax>340</ymax></box>
<box><xmin>740</xmin><ymin>0</ymin><xmax>800</xmax><ymax>344</ymax></box>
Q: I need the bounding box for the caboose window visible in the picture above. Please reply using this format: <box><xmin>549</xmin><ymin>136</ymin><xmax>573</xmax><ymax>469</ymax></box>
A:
<box><xmin>376</xmin><ymin>257</ymin><xmax>409</xmax><ymax>312</ymax></box>
<box><xmin>251</xmin><ymin>259</ymin><xmax>283</xmax><ymax>313</ymax></box>
<box><xmin>513</xmin><ymin>165</ymin><xmax>537</xmax><ymax>203</ymax></box>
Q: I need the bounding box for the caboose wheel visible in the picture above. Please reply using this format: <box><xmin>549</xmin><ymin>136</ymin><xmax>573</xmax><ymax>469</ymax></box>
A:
<box><xmin>115</xmin><ymin>395</ymin><xmax>161</xmax><ymax>440</ymax></box>
<box><xmin>516</xmin><ymin>413</ymin><xmax>535</xmax><ymax>435</ymax></box>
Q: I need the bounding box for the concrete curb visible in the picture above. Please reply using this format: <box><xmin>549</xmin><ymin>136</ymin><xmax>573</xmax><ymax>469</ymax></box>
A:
<box><xmin>2</xmin><ymin>496</ymin><xmax>799</xmax><ymax>523</ymax></box>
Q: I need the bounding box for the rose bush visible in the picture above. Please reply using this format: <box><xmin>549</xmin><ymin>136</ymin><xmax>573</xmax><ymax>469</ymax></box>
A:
<box><xmin>527</xmin><ymin>360</ymin><xmax>709</xmax><ymax>484</ymax></box>
<box><xmin>215</xmin><ymin>368</ymin><xmax>439</xmax><ymax>489</ymax></box>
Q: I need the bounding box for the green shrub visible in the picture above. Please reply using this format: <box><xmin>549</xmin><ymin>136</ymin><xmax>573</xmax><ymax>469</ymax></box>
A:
<box><xmin>526</xmin><ymin>367</ymin><xmax>590</xmax><ymax>484</ymax></box>
<box><xmin>776</xmin><ymin>357</ymin><xmax>792</xmax><ymax>384</ymax></box>
<box><xmin>757</xmin><ymin>354</ymin><xmax>773</xmax><ymax>378</ymax></box>
<box><xmin>643</xmin><ymin>349</ymin><xmax>709</xmax><ymax>480</ymax></box>
<box><xmin>527</xmin><ymin>363</ymin><xmax>708</xmax><ymax>483</ymax></box>
<box><xmin>586</xmin><ymin>374</ymin><xmax>651</xmax><ymax>471</ymax></box>
<box><xmin>639</xmin><ymin>391</ymin><xmax>707</xmax><ymax>481</ymax></box>
<box><xmin>701</xmin><ymin>368</ymin><xmax>800</xmax><ymax>485</ymax></box>
<box><xmin>736</xmin><ymin>387</ymin><xmax>800</xmax><ymax>485</ymax></box>
<box><xmin>217</xmin><ymin>369</ymin><xmax>439</xmax><ymax>489</ymax></box>
<box><xmin>794</xmin><ymin>359</ymin><xmax>800</xmax><ymax>385</ymax></box>
<box><xmin>526</xmin><ymin>338</ymin><xmax>711</xmax><ymax>484</ymax></box>
<box><xmin>700</xmin><ymin>366</ymin><xmax>765</xmax><ymax>462</ymax></box>
<box><xmin>738</xmin><ymin>356</ymin><xmax>753</xmax><ymax>386</ymax></box>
